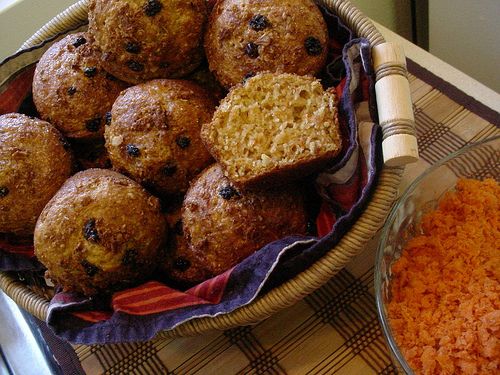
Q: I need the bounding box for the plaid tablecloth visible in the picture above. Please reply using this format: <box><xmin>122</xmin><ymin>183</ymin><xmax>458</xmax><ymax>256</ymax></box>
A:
<box><xmin>32</xmin><ymin>54</ymin><xmax>500</xmax><ymax>374</ymax></box>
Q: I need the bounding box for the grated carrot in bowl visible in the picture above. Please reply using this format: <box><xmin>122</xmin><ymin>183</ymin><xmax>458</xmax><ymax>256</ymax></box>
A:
<box><xmin>388</xmin><ymin>178</ymin><xmax>500</xmax><ymax>375</ymax></box>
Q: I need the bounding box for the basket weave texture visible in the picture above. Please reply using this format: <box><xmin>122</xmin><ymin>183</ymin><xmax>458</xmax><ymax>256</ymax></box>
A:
<box><xmin>0</xmin><ymin>0</ymin><xmax>407</xmax><ymax>339</ymax></box>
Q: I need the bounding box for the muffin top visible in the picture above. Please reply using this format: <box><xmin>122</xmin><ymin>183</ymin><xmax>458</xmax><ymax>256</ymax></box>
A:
<box><xmin>88</xmin><ymin>0</ymin><xmax>209</xmax><ymax>84</ymax></box>
<box><xmin>0</xmin><ymin>113</ymin><xmax>74</xmax><ymax>236</ymax></box>
<box><xmin>32</xmin><ymin>32</ymin><xmax>129</xmax><ymax>140</ymax></box>
<box><xmin>105</xmin><ymin>79</ymin><xmax>217</xmax><ymax>196</ymax></box>
<box><xmin>181</xmin><ymin>163</ymin><xmax>309</xmax><ymax>276</ymax></box>
<box><xmin>204</xmin><ymin>0</ymin><xmax>329</xmax><ymax>90</ymax></box>
<box><xmin>34</xmin><ymin>168</ymin><xmax>167</xmax><ymax>295</ymax></box>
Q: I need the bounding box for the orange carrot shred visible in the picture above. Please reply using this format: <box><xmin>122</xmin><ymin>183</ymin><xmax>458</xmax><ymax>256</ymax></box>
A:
<box><xmin>389</xmin><ymin>178</ymin><xmax>500</xmax><ymax>375</ymax></box>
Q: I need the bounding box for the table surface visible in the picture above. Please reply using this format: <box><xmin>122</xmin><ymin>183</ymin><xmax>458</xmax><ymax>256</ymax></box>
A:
<box><xmin>2</xmin><ymin>11</ymin><xmax>500</xmax><ymax>375</ymax></box>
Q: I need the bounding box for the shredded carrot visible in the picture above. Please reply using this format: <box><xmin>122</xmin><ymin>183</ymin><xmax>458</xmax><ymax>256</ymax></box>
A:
<box><xmin>388</xmin><ymin>178</ymin><xmax>500</xmax><ymax>375</ymax></box>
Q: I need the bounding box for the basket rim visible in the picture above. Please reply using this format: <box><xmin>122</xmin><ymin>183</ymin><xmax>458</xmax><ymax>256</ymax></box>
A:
<box><xmin>0</xmin><ymin>0</ymin><xmax>405</xmax><ymax>340</ymax></box>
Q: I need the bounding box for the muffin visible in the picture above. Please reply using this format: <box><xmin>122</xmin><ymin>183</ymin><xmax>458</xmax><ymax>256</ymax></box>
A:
<box><xmin>181</xmin><ymin>163</ymin><xmax>309</xmax><ymax>276</ymax></box>
<box><xmin>87</xmin><ymin>0</ymin><xmax>208</xmax><ymax>84</ymax></box>
<box><xmin>34</xmin><ymin>169</ymin><xmax>167</xmax><ymax>295</ymax></box>
<box><xmin>159</xmin><ymin>206</ymin><xmax>214</xmax><ymax>288</ymax></box>
<box><xmin>32</xmin><ymin>32</ymin><xmax>129</xmax><ymax>140</ymax></box>
<box><xmin>201</xmin><ymin>72</ymin><xmax>342</xmax><ymax>189</ymax></box>
<box><xmin>204</xmin><ymin>0</ymin><xmax>329</xmax><ymax>90</ymax></box>
<box><xmin>105</xmin><ymin>79</ymin><xmax>217</xmax><ymax>196</ymax></box>
<box><xmin>0</xmin><ymin>113</ymin><xmax>74</xmax><ymax>236</ymax></box>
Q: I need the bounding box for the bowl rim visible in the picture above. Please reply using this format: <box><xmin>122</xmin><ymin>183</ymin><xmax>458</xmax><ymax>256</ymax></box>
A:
<box><xmin>374</xmin><ymin>134</ymin><xmax>500</xmax><ymax>374</ymax></box>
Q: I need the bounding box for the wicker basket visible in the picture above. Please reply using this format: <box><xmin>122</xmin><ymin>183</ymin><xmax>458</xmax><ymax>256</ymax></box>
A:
<box><xmin>0</xmin><ymin>0</ymin><xmax>417</xmax><ymax>340</ymax></box>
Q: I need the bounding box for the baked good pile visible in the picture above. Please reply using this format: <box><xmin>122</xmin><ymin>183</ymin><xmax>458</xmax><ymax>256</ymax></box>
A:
<box><xmin>0</xmin><ymin>0</ymin><xmax>343</xmax><ymax>296</ymax></box>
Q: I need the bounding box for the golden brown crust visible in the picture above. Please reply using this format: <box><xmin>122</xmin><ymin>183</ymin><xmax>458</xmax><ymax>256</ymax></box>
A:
<box><xmin>0</xmin><ymin>113</ymin><xmax>74</xmax><ymax>236</ymax></box>
<box><xmin>201</xmin><ymin>72</ymin><xmax>342</xmax><ymax>190</ymax></box>
<box><xmin>88</xmin><ymin>0</ymin><xmax>208</xmax><ymax>84</ymax></box>
<box><xmin>181</xmin><ymin>163</ymin><xmax>308</xmax><ymax>276</ymax></box>
<box><xmin>105</xmin><ymin>79</ymin><xmax>217</xmax><ymax>196</ymax></box>
<box><xmin>32</xmin><ymin>32</ymin><xmax>129</xmax><ymax>140</ymax></box>
<box><xmin>34</xmin><ymin>168</ymin><xmax>167</xmax><ymax>295</ymax></box>
<box><xmin>204</xmin><ymin>0</ymin><xmax>329</xmax><ymax>90</ymax></box>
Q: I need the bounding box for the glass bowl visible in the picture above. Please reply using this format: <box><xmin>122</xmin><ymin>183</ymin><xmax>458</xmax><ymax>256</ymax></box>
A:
<box><xmin>374</xmin><ymin>135</ymin><xmax>500</xmax><ymax>374</ymax></box>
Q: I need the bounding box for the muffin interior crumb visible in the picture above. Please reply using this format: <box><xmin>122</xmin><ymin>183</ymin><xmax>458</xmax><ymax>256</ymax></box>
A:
<box><xmin>204</xmin><ymin>73</ymin><xmax>341</xmax><ymax>181</ymax></box>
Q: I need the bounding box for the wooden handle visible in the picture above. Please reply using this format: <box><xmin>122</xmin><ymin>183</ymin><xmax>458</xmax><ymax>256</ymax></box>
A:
<box><xmin>372</xmin><ymin>42</ymin><xmax>419</xmax><ymax>167</ymax></box>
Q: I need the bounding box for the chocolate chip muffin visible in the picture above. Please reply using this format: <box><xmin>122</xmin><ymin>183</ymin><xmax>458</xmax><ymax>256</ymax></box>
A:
<box><xmin>0</xmin><ymin>113</ymin><xmax>74</xmax><ymax>236</ymax></box>
<box><xmin>201</xmin><ymin>72</ymin><xmax>342</xmax><ymax>189</ymax></box>
<box><xmin>204</xmin><ymin>0</ymin><xmax>329</xmax><ymax>90</ymax></box>
<box><xmin>34</xmin><ymin>168</ymin><xmax>168</xmax><ymax>295</ymax></box>
<box><xmin>105</xmin><ymin>79</ymin><xmax>217</xmax><ymax>196</ymax></box>
<box><xmin>32</xmin><ymin>32</ymin><xmax>129</xmax><ymax>140</ymax></box>
<box><xmin>87</xmin><ymin>0</ymin><xmax>208</xmax><ymax>84</ymax></box>
<box><xmin>181</xmin><ymin>163</ymin><xmax>309</xmax><ymax>276</ymax></box>
<box><xmin>159</xmin><ymin>206</ymin><xmax>214</xmax><ymax>288</ymax></box>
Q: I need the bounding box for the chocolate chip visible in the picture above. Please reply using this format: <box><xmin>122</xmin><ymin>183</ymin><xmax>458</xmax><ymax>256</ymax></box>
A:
<box><xmin>0</xmin><ymin>186</ymin><xmax>9</xmax><ymax>197</ymax></box>
<box><xmin>84</xmin><ymin>67</ymin><xmax>98</xmax><ymax>78</ymax></box>
<box><xmin>73</xmin><ymin>37</ymin><xmax>87</xmax><ymax>48</ymax></box>
<box><xmin>67</xmin><ymin>87</ymin><xmax>77</xmax><ymax>95</ymax></box>
<box><xmin>126</xmin><ymin>144</ymin><xmax>140</xmax><ymax>157</ymax></box>
<box><xmin>304</xmin><ymin>37</ymin><xmax>323</xmax><ymax>56</ymax></box>
<box><xmin>122</xmin><ymin>249</ymin><xmax>138</xmax><ymax>266</ymax></box>
<box><xmin>172</xmin><ymin>257</ymin><xmax>190</xmax><ymax>272</ymax></box>
<box><xmin>143</xmin><ymin>0</ymin><xmax>163</xmax><ymax>16</ymax></box>
<box><xmin>218</xmin><ymin>186</ymin><xmax>240</xmax><ymax>200</ymax></box>
<box><xmin>249</xmin><ymin>15</ymin><xmax>270</xmax><ymax>31</ymax></box>
<box><xmin>158</xmin><ymin>62</ymin><xmax>169</xmax><ymax>69</ymax></box>
<box><xmin>85</xmin><ymin>117</ymin><xmax>101</xmax><ymax>132</ymax></box>
<box><xmin>127</xmin><ymin>60</ymin><xmax>144</xmax><ymax>72</ymax></box>
<box><xmin>175</xmin><ymin>137</ymin><xmax>190</xmax><ymax>149</ymax></box>
<box><xmin>59</xmin><ymin>137</ymin><xmax>70</xmax><ymax>151</ymax></box>
<box><xmin>163</xmin><ymin>163</ymin><xmax>177</xmax><ymax>176</ymax></box>
<box><xmin>104</xmin><ymin>111</ymin><xmax>112</xmax><ymax>125</ymax></box>
<box><xmin>83</xmin><ymin>218</ymin><xmax>100</xmax><ymax>243</ymax></box>
<box><xmin>244</xmin><ymin>42</ymin><xmax>259</xmax><ymax>58</ymax></box>
<box><xmin>125</xmin><ymin>42</ymin><xmax>141</xmax><ymax>54</ymax></box>
<box><xmin>81</xmin><ymin>259</ymin><xmax>99</xmax><ymax>277</ymax></box>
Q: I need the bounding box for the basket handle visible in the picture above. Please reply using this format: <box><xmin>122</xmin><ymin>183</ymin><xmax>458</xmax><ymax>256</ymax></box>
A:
<box><xmin>372</xmin><ymin>42</ymin><xmax>419</xmax><ymax>167</ymax></box>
